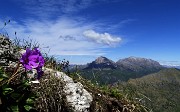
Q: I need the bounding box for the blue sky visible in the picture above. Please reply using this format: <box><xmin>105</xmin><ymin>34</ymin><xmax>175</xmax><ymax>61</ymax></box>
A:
<box><xmin>0</xmin><ymin>0</ymin><xmax>180</xmax><ymax>65</ymax></box>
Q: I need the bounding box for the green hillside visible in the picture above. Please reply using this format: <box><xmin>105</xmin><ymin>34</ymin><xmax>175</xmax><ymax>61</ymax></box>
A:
<box><xmin>117</xmin><ymin>68</ymin><xmax>180</xmax><ymax>112</ymax></box>
<box><xmin>80</xmin><ymin>68</ymin><xmax>162</xmax><ymax>85</ymax></box>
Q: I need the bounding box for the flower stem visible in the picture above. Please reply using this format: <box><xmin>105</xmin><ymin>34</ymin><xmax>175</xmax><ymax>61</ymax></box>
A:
<box><xmin>7</xmin><ymin>62</ymin><xmax>20</xmax><ymax>84</ymax></box>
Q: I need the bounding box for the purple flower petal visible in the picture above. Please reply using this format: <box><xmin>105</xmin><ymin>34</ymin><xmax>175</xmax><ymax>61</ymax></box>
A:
<box><xmin>24</xmin><ymin>64</ymin><xmax>32</xmax><ymax>70</ymax></box>
<box><xmin>20</xmin><ymin>48</ymin><xmax>45</xmax><ymax>79</ymax></box>
<box><xmin>37</xmin><ymin>70</ymin><xmax>44</xmax><ymax>80</ymax></box>
<box><xmin>25</xmin><ymin>48</ymin><xmax>31</xmax><ymax>55</ymax></box>
<box><xmin>38</xmin><ymin>56</ymin><xmax>45</xmax><ymax>67</ymax></box>
<box><xmin>29</xmin><ymin>61</ymin><xmax>39</xmax><ymax>68</ymax></box>
<box><xmin>20</xmin><ymin>58</ymin><xmax>24</xmax><ymax>63</ymax></box>
<box><xmin>28</xmin><ymin>55</ymin><xmax>39</xmax><ymax>62</ymax></box>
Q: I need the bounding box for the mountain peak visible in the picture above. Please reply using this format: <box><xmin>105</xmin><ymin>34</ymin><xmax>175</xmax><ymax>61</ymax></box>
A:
<box><xmin>127</xmin><ymin>56</ymin><xmax>151</xmax><ymax>61</ymax></box>
<box><xmin>129</xmin><ymin>56</ymin><xmax>143</xmax><ymax>59</ymax></box>
<box><xmin>85</xmin><ymin>56</ymin><xmax>116</xmax><ymax>69</ymax></box>
<box><xmin>95</xmin><ymin>56</ymin><xmax>111</xmax><ymax>64</ymax></box>
<box><xmin>116</xmin><ymin>56</ymin><xmax>162</xmax><ymax>71</ymax></box>
<box><xmin>118</xmin><ymin>56</ymin><xmax>157</xmax><ymax>63</ymax></box>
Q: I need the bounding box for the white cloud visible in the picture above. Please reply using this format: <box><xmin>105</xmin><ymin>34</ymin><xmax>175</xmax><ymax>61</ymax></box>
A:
<box><xmin>0</xmin><ymin>18</ymin><xmax>113</xmax><ymax>56</ymax></box>
<box><xmin>83</xmin><ymin>30</ymin><xmax>122</xmax><ymax>46</ymax></box>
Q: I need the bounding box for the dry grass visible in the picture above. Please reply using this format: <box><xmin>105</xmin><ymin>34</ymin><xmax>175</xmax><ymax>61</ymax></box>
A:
<box><xmin>32</xmin><ymin>72</ymin><xmax>72</xmax><ymax>112</ymax></box>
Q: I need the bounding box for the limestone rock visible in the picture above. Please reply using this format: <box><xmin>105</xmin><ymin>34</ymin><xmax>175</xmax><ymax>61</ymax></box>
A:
<box><xmin>0</xmin><ymin>36</ymin><xmax>19</xmax><ymax>66</ymax></box>
<box><xmin>44</xmin><ymin>68</ymin><xmax>93</xmax><ymax>112</ymax></box>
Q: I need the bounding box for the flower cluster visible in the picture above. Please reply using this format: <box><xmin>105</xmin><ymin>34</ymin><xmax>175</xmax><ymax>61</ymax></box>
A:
<box><xmin>20</xmin><ymin>48</ymin><xmax>45</xmax><ymax>79</ymax></box>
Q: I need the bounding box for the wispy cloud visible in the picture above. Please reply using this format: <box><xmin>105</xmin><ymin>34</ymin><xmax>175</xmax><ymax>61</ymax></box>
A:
<box><xmin>106</xmin><ymin>19</ymin><xmax>136</xmax><ymax>31</ymax></box>
<box><xmin>14</xmin><ymin>0</ymin><xmax>87</xmax><ymax>19</ymax></box>
<box><xmin>0</xmin><ymin>17</ymin><xmax>117</xmax><ymax>56</ymax></box>
<box><xmin>0</xmin><ymin>0</ymin><xmax>127</xmax><ymax>57</ymax></box>
<box><xmin>83</xmin><ymin>29</ymin><xmax>122</xmax><ymax>46</ymax></box>
<box><xmin>14</xmin><ymin>0</ymin><xmax>121</xmax><ymax>19</ymax></box>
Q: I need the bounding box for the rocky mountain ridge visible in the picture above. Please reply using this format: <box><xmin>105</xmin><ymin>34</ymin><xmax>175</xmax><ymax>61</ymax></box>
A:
<box><xmin>84</xmin><ymin>56</ymin><xmax>163</xmax><ymax>71</ymax></box>
<box><xmin>116</xmin><ymin>56</ymin><xmax>162</xmax><ymax>71</ymax></box>
<box><xmin>78</xmin><ymin>56</ymin><xmax>164</xmax><ymax>84</ymax></box>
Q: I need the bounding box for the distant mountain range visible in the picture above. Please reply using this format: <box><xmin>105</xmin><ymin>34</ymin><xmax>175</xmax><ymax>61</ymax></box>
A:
<box><xmin>71</xmin><ymin>56</ymin><xmax>180</xmax><ymax>70</ymax></box>
<box><xmin>73</xmin><ymin>56</ymin><xmax>164</xmax><ymax>84</ymax></box>
<box><xmin>84</xmin><ymin>56</ymin><xmax>162</xmax><ymax>71</ymax></box>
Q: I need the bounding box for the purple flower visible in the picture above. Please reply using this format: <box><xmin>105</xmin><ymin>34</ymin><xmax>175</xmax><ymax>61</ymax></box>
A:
<box><xmin>20</xmin><ymin>48</ymin><xmax>45</xmax><ymax>79</ymax></box>
<box><xmin>36</xmin><ymin>67</ymin><xmax>44</xmax><ymax>80</ymax></box>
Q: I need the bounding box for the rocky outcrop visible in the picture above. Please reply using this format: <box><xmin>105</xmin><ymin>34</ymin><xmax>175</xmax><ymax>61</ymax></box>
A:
<box><xmin>0</xmin><ymin>36</ymin><xmax>19</xmax><ymax>66</ymax></box>
<box><xmin>0</xmin><ymin>35</ymin><xmax>93</xmax><ymax>112</ymax></box>
<box><xmin>44</xmin><ymin>68</ymin><xmax>93</xmax><ymax>112</ymax></box>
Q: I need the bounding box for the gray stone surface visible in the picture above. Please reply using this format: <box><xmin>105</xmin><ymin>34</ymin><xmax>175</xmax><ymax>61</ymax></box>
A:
<box><xmin>0</xmin><ymin>36</ymin><xmax>19</xmax><ymax>66</ymax></box>
<box><xmin>44</xmin><ymin>68</ymin><xmax>93</xmax><ymax>112</ymax></box>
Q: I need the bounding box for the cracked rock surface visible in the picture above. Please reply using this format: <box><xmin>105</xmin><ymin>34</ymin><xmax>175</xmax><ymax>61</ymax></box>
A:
<box><xmin>44</xmin><ymin>68</ymin><xmax>93</xmax><ymax>112</ymax></box>
<box><xmin>0</xmin><ymin>36</ymin><xmax>19</xmax><ymax>66</ymax></box>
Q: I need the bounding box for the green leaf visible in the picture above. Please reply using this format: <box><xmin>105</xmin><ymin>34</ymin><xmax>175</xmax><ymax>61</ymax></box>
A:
<box><xmin>0</xmin><ymin>67</ymin><xmax>4</xmax><ymax>74</ymax></box>
<box><xmin>0</xmin><ymin>78</ymin><xmax>3</xmax><ymax>82</ymax></box>
<box><xmin>0</xmin><ymin>74</ymin><xmax>9</xmax><ymax>78</ymax></box>
<box><xmin>26</xmin><ymin>98</ymin><xmax>34</xmax><ymax>105</ymax></box>
<box><xmin>3</xmin><ymin>87</ymin><xmax>13</xmax><ymax>91</ymax></box>
<box><xmin>0</xmin><ymin>68</ymin><xmax>9</xmax><ymax>81</ymax></box>
<box><xmin>11</xmin><ymin>105</ymin><xmax>19</xmax><ymax>112</ymax></box>
<box><xmin>23</xmin><ymin>80</ymin><xmax>30</xmax><ymax>86</ymax></box>
<box><xmin>24</xmin><ymin>105</ymin><xmax>33</xmax><ymax>111</ymax></box>
<box><xmin>3</xmin><ymin>87</ymin><xmax>14</xmax><ymax>95</ymax></box>
<box><xmin>11</xmin><ymin>93</ymin><xmax>21</xmax><ymax>100</ymax></box>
